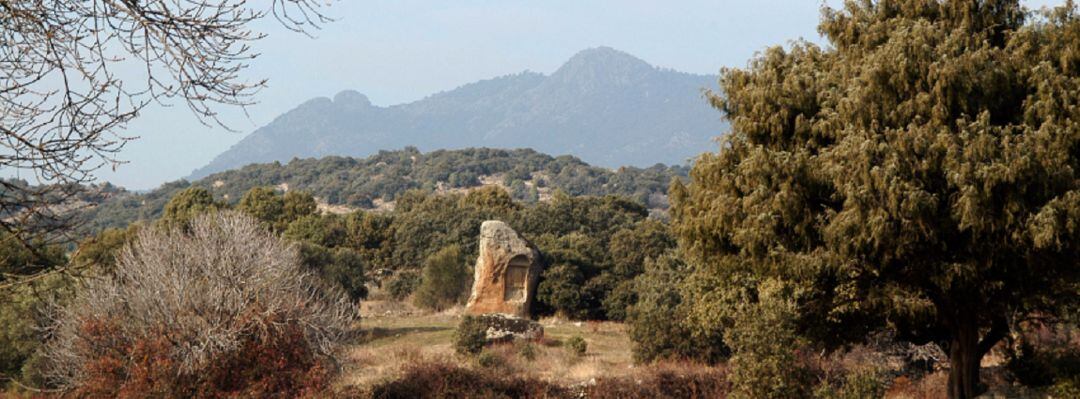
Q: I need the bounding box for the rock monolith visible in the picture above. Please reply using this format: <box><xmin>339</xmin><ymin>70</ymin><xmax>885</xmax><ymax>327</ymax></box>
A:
<box><xmin>465</xmin><ymin>220</ymin><xmax>542</xmax><ymax>318</ymax></box>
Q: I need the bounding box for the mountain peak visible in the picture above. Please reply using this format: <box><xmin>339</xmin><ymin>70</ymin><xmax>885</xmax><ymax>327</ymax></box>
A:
<box><xmin>189</xmin><ymin>48</ymin><xmax>723</xmax><ymax>180</ymax></box>
<box><xmin>553</xmin><ymin>46</ymin><xmax>655</xmax><ymax>82</ymax></box>
<box><xmin>570</xmin><ymin>46</ymin><xmax>645</xmax><ymax>62</ymax></box>
<box><xmin>333</xmin><ymin>90</ymin><xmax>372</xmax><ymax>107</ymax></box>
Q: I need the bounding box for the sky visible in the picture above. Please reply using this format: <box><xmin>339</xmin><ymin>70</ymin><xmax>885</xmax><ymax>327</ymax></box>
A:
<box><xmin>100</xmin><ymin>0</ymin><xmax>1066</xmax><ymax>190</ymax></box>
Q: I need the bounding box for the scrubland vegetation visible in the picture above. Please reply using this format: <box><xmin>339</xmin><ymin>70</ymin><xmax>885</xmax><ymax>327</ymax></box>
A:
<box><xmin>2</xmin><ymin>1</ymin><xmax>1079</xmax><ymax>398</ymax></box>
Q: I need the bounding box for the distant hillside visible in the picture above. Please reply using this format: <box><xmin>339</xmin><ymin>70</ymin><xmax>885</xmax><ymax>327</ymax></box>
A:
<box><xmin>189</xmin><ymin>47</ymin><xmax>723</xmax><ymax>179</ymax></box>
<box><xmin>85</xmin><ymin>147</ymin><xmax>688</xmax><ymax>233</ymax></box>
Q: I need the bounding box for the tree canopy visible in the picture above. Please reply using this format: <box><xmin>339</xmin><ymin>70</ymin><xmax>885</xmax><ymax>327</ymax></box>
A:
<box><xmin>672</xmin><ymin>1</ymin><xmax>1079</xmax><ymax>397</ymax></box>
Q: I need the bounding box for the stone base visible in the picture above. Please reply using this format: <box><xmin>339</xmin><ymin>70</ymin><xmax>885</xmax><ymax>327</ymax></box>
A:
<box><xmin>475</xmin><ymin>313</ymin><xmax>544</xmax><ymax>343</ymax></box>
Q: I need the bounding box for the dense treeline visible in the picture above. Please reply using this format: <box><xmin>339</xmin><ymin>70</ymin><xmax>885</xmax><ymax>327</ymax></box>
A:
<box><xmin>79</xmin><ymin>147</ymin><xmax>687</xmax><ymax>235</ymax></box>
<box><xmin>77</xmin><ymin>183</ymin><xmax>675</xmax><ymax>317</ymax></box>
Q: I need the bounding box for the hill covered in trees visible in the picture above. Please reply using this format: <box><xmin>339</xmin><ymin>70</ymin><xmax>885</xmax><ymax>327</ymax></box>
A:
<box><xmin>81</xmin><ymin>147</ymin><xmax>688</xmax><ymax>234</ymax></box>
<box><xmin>189</xmin><ymin>47</ymin><xmax>724</xmax><ymax>179</ymax></box>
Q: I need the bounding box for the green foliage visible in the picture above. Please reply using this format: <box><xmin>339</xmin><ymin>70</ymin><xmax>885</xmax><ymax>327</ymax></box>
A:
<box><xmin>239</xmin><ymin>188</ymin><xmax>319</xmax><ymax>233</ymax></box>
<box><xmin>518</xmin><ymin>342</ymin><xmax>537</xmax><ymax>362</ymax></box>
<box><xmin>413</xmin><ymin>245</ymin><xmax>471</xmax><ymax>311</ymax></box>
<box><xmin>0</xmin><ymin>235</ymin><xmax>70</xmax><ymax>388</ymax></box>
<box><xmin>296</xmin><ymin>243</ymin><xmax>367</xmax><ymax>301</ymax></box>
<box><xmin>601</xmin><ymin>280</ymin><xmax>638</xmax><ymax>322</ymax></box>
<box><xmin>237</xmin><ymin>187</ymin><xmax>284</xmax><ymax>229</ymax></box>
<box><xmin>1050</xmin><ymin>377</ymin><xmax>1080</xmax><ymax>398</ymax></box>
<box><xmin>85</xmin><ymin>160</ymin><xmax>671</xmax><ymax>323</ymax></box>
<box><xmin>725</xmin><ymin>280</ymin><xmax>814</xmax><ymax>399</ymax></box>
<box><xmin>608</xmin><ymin>220</ymin><xmax>674</xmax><ymax>279</ymax></box>
<box><xmin>537</xmin><ymin>264</ymin><xmax>587</xmax><ymax>319</ymax></box>
<box><xmin>0</xmin><ymin>233</ymin><xmax>66</xmax><ymax>281</ymax></box>
<box><xmin>284</xmin><ymin>214</ymin><xmax>347</xmax><ymax>248</ymax></box>
<box><xmin>672</xmin><ymin>2</ymin><xmax>1080</xmax><ymax>397</ymax></box>
<box><xmin>385</xmin><ymin>271</ymin><xmax>420</xmax><ymax>301</ymax></box>
<box><xmin>158</xmin><ymin>187</ymin><xmax>222</xmax><ymax>230</ymax></box>
<box><xmin>476</xmin><ymin>351</ymin><xmax>503</xmax><ymax>369</ymax></box>
<box><xmin>77</xmin><ymin>180</ymin><xmax>190</xmax><ymax>236</ymax></box>
<box><xmin>345</xmin><ymin>211</ymin><xmax>395</xmax><ymax>268</ymax></box>
<box><xmin>71</xmin><ymin>225</ymin><xmax>140</xmax><ymax>273</ymax></box>
<box><xmin>565</xmin><ymin>336</ymin><xmax>587</xmax><ymax>357</ymax></box>
<box><xmin>0</xmin><ymin>287</ymin><xmax>44</xmax><ymax>385</ymax></box>
<box><xmin>813</xmin><ymin>369</ymin><xmax>889</xmax><ymax>399</ymax></box>
<box><xmin>283</xmin><ymin>190</ymin><xmax>318</xmax><ymax>222</ymax></box>
<box><xmin>602</xmin><ymin>220</ymin><xmax>675</xmax><ymax>320</ymax></box>
<box><xmin>628</xmin><ymin>253</ymin><xmax>727</xmax><ymax>364</ymax></box>
<box><xmin>454</xmin><ymin>315</ymin><xmax>488</xmax><ymax>355</ymax></box>
<box><xmin>84</xmin><ymin>148</ymin><xmax>687</xmax><ymax>233</ymax></box>
<box><xmin>462</xmin><ymin>185</ymin><xmax>520</xmax><ymax>214</ymax></box>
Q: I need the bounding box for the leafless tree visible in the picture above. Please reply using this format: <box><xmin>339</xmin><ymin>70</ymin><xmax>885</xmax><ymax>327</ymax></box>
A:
<box><xmin>42</xmin><ymin>211</ymin><xmax>356</xmax><ymax>390</ymax></box>
<box><xmin>0</xmin><ymin>0</ymin><xmax>333</xmax><ymax>282</ymax></box>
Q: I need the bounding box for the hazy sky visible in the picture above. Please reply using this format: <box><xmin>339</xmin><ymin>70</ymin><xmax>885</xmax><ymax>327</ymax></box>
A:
<box><xmin>100</xmin><ymin>0</ymin><xmax>1065</xmax><ymax>190</ymax></box>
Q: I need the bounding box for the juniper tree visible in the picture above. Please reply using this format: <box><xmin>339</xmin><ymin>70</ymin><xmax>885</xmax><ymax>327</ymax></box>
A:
<box><xmin>672</xmin><ymin>1</ymin><xmax>1080</xmax><ymax>398</ymax></box>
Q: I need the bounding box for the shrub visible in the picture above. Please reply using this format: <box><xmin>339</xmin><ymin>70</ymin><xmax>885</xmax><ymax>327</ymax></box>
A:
<box><xmin>0</xmin><ymin>286</ymin><xmax>47</xmax><ymax>386</ymax></box>
<box><xmin>585</xmin><ymin>363</ymin><xmax>730</xmax><ymax>399</ymax></box>
<box><xmin>518</xmin><ymin>342</ymin><xmax>537</xmax><ymax>362</ymax></box>
<box><xmin>385</xmin><ymin>271</ymin><xmax>420</xmax><ymax>301</ymax></box>
<box><xmin>1005</xmin><ymin>321</ymin><xmax>1080</xmax><ymax>388</ymax></box>
<box><xmin>1050</xmin><ymin>376</ymin><xmax>1080</xmax><ymax>398</ymax></box>
<box><xmin>0</xmin><ymin>235</ymin><xmax>69</xmax><ymax>388</ymax></box>
<box><xmin>476</xmin><ymin>351</ymin><xmax>502</xmax><ymax>369</ymax></box>
<box><xmin>454</xmin><ymin>315</ymin><xmax>488</xmax><ymax>355</ymax></box>
<box><xmin>368</xmin><ymin>360</ymin><xmax>569</xmax><ymax>399</ymax></box>
<box><xmin>813</xmin><ymin>368</ymin><xmax>888</xmax><ymax>399</ymax></box>
<box><xmin>158</xmin><ymin>187</ymin><xmax>221</xmax><ymax>230</ymax></box>
<box><xmin>536</xmin><ymin>263</ymin><xmax>587</xmax><ymax>319</ymax></box>
<box><xmin>413</xmin><ymin>245</ymin><xmax>471</xmax><ymax>311</ymax></box>
<box><xmin>42</xmin><ymin>212</ymin><xmax>355</xmax><ymax>395</ymax></box>
<box><xmin>565</xmin><ymin>336</ymin><xmax>587</xmax><ymax>357</ymax></box>
<box><xmin>297</xmin><ymin>242</ymin><xmax>368</xmax><ymax>301</ymax></box>
<box><xmin>725</xmin><ymin>280</ymin><xmax>815</xmax><ymax>399</ymax></box>
<box><xmin>628</xmin><ymin>253</ymin><xmax>727</xmax><ymax>364</ymax></box>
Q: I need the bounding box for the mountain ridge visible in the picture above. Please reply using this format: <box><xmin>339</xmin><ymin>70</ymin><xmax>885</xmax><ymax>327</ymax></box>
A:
<box><xmin>189</xmin><ymin>46</ymin><xmax>725</xmax><ymax>180</ymax></box>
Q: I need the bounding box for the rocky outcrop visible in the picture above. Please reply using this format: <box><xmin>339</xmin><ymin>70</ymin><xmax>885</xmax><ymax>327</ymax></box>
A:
<box><xmin>465</xmin><ymin>220</ymin><xmax>543</xmax><ymax>318</ymax></box>
<box><xmin>474</xmin><ymin>313</ymin><xmax>544</xmax><ymax>342</ymax></box>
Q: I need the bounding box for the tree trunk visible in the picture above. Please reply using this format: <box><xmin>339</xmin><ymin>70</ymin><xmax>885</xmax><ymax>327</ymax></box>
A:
<box><xmin>947</xmin><ymin>321</ymin><xmax>982</xmax><ymax>399</ymax></box>
<box><xmin>946</xmin><ymin>315</ymin><xmax>1008</xmax><ymax>399</ymax></box>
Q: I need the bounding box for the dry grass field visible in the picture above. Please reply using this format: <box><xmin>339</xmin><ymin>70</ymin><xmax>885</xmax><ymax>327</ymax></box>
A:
<box><xmin>339</xmin><ymin>300</ymin><xmax>643</xmax><ymax>392</ymax></box>
<box><xmin>334</xmin><ymin>301</ymin><xmax>1067</xmax><ymax>399</ymax></box>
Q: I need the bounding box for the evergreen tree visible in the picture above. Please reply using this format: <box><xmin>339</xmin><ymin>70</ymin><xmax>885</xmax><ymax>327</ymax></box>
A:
<box><xmin>237</xmin><ymin>187</ymin><xmax>286</xmax><ymax>231</ymax></box>
<box><xmin>672</xmin><ymin>2</ymin><xmax>1080</xmax><ymax>397</ymax></box>
<box><xmin>158</xmin><ymin>187</ymin><xmax>222</xmax><ymax>230</ymax></box>
<box><xmin>413</xmin><ymin>245</ymin><xmax>471</xmax><ymax>311</ymax></box>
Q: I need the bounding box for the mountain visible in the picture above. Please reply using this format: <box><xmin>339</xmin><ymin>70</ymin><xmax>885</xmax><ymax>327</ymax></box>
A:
<box><xmin>189</xmin><ymin>47</ymin><xmax>724</xmax><ymax>180</ymax></box>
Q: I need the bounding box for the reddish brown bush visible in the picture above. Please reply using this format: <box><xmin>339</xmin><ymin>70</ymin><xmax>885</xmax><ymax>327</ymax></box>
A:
<box><xmin>69</xmin><ymin>317</ymin><xmax>334</xmax><ymax>399</ymax></box>
<box><xmin>42</xmin><ymin>212</ymin><xmax>355</xmax><ymax>396</ymax></box>
<box><xmin>369</xmin><ymin>360</ymin><xmax>570</xmax><ymax>399</ymax></box>
<box><xmin>885</xmin><ymin>372</ymin><xmax>949</xmax><ymax>399</ymax></box>
<box><xmin>585</xmin><ymin>363</ymin><xmax>730</xmax><ymax>399</ymax></box>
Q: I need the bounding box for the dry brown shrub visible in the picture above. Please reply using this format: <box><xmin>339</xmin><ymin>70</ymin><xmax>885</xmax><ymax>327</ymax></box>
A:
<box><xmin>885</xmin><ymin>372</ymin><xmax>949</xmax><ymax>399</ymax></box>
<box><xmin>585</xmin><ymin>361</ymin><xmax>730</xmax><ymax>399</ymax></box>
<box><xmin>368</xmin><ymin>360</ymin><xmax>570</xmax><ymax>399</ymax></box>
<box><xmin>41</xmin><ymin>211</ymin><xmax>356</xmax><ymax>395</ymax></box>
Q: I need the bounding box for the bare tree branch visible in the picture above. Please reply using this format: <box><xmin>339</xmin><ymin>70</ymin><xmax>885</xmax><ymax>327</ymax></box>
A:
<box><xmin>0</xmin><ymin>0</ymin><xmax>334</xmax><ymax>285</ymax></box>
